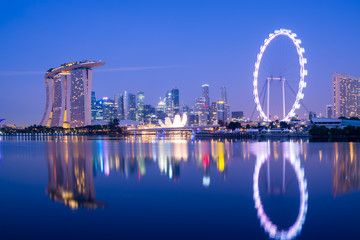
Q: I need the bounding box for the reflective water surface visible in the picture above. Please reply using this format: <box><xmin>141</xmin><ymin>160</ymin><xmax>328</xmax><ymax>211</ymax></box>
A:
<box><xmin>0</xmin><ymin>136</ymin><xmax>360</xmax><ymax>239</ymax></box>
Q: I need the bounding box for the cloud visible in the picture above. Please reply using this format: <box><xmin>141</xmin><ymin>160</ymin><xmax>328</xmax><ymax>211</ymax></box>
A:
<box><xmin>0</xmin><ymin>65</ymin><xmax>182</xmax><ymax>76</ymax></box>
<box><xmin>0</xmin><ymin>71</ymin><xmax>44</xmax><ymax>76</ymax></box>
<box><xmin>97</xmin><ymin>65</ymin><xmax>183</xmax><ymax>72</ymax></box>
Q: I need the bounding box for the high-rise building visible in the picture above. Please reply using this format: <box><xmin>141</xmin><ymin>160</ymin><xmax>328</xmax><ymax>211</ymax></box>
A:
<box><xmin>91</xmin><ymin>91</ymin><xmax>97</xmax><ymax>121</ymax></box>
<box><xmin>143</xmin><ymin>104</ymin><xmax>155</xmax><ymax>124</ymax></box>
<box><xmin>165</xmin><ymin>91</ymin><xmax>173</xmax><ymax>118</ymax></box>
<box><xmin>114</xmin><ymin>93</ymin><xmax>124</xmax><ymax>120</ymax></box>
<box><xmin>332</xmin><ymin>73</ymin><xmax>360</xmax><ymax>118</ymax></box>
<box><xmin>211</xmin><ymin>102</ymin><xmax>217</xmax><ymax>123</ymax></box>
<box><xmin>217</xmin><ymin>100</ymin><xmax>226</xmax><ymax>123</ymax></box>
<box><xmin>171</xmin><ymin>87</ymin><xmax>180</xmax><ymax>116</ymax></box>
<box><xmin>194</xmin><ymin>97</ymin><xmax>206</xmax><ymax>126</ymax></box>
<box><xmin>309</xmin><ymin>111</ymin><xmax>317</xmax><ymax>120</ymax></box>
<box><xmin>124</xmin><ymin>91</ymin><xmax>136</xmax><ymax>121</ymax></box>
<box><xmin>40</xmin><ymin>60</ymin><xmax>105</xmax><ymax>128</ymax></box>
<box><xmin>136</xmin><ymin>91</ymin><xmax>145</xmax><ymax>122</ymax></box>
<box><xmin>101</xmin><ymin>97</ymin><xmax>117</xmax><ymax>122</ymax></box>
<box><xmin>220</xmin><ymin>86</ymin><xmax>228</xmax><ymax>103</ymax></box>
<box><xmin>202</xmin><ymin>84</ymin><xmax>210</xmax><ymax>124</ymax></box>
<box><xmin>202</xmin><ymin>84</ymin><xmax>210</xmax><ymax>107</ymax></box>
<box><xmin>326</xmin><ymin>104</ymin><xmax>332</xmax><ymax>118</ymax></box>
<box><xmin>156</xmin><ymin>98</ymin><xmax>166</xmax><ymax>121</ymax></box>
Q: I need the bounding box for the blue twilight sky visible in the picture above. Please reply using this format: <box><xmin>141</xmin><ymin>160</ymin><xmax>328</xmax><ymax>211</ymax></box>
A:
<box><xmin>0</xmin><ymin>0</ymin><xmax>359</xmax><ymax>126</ymax></box>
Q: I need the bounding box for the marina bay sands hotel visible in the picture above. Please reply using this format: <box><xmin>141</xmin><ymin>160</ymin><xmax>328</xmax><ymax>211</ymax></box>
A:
<box><xmin>40</xmin><ymin>60</ymin><xmax>105</xmax><ymax>128</ymax></box>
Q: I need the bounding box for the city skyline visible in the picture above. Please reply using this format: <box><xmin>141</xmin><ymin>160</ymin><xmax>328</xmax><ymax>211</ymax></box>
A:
<box><xmin>0</xmin><ymin>1</ymin><xmax>360</xmax><ymax>126</ymax></box>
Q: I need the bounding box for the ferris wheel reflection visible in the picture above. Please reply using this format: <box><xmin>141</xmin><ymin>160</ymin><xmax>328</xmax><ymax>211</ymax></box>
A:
<box><xmin>251</xmin><ymin>142</ymin><xmax>308</xmax><ymax>240</ymax></box>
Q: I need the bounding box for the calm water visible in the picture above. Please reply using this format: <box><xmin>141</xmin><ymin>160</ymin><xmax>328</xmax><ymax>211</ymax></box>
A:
<box><xmin>0</xmin><ymin>136</ymin><xmax>359</xmax><ymax>239</ymax></box>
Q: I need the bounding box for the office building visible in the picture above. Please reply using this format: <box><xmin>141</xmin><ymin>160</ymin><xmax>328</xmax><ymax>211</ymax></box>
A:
<box><xmin>40</xmin><ymin>60</ymin><xmax>105</xmax><ymax>128</ymax></box>
<box><xmin>217</xmin><ymin>100</ymin><xmax>226</xmax><ymax>123</ymax></box>
<box><xmin>136</xmin><ymin>92</ymin><xmax>145</xmax><ymax>122</ymax></box>
<box><xmin>114</xmin><ymin>93</ymin><xmax>124</xmax><ymax>120</ymax></box>
<box><xmin>220</xmin><ymin>86</ymin><xmax>228</xmax><ymax>103</ymax></box>
<box><xmin>101</xmin><ymin>97</ymin><xmax>117</xmax><ymax>122</ymax></box>
<box><xmin>202</xmin><ymin>84</ymin><xmax>210</xmax><ymax>124</ymax></box>
<box><xmin>309</xmin><ymin>111</ymin><xmax>317</xmax><ymax>120</ymax></box>
<box><xmin>124</xmin><ymin>91</ymin><xmax>136</xmax><ymax>121</ymax></box>
<box><xmin>211</xmin><ymin>102</ymin><xmax>217</xmax><ymax>123</ymax></box>
<box><xmin>326</xmin><ymin>104</ymin><xmax>332</xmax><ymax>118</ymax></box>
<box><xmin>171</xmin><ymin>87</ymin><xmax>180</xmax><ymax>116</ymax></box>
<box><xmin>194</xmin><ymin>97</ymin><xmax>206</xmax><ymax>126</ymax></box>
<box><xmin>332</xmin><ymin>72</ymin><xmax>360</xmax><ymax>118</ymax></box>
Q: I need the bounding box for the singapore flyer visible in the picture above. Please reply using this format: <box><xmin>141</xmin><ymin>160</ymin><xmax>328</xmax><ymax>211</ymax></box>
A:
<box><xmin>253</xmin><ymin>29</ymin><xmax>307</xmax><ymax>122</ymax></box>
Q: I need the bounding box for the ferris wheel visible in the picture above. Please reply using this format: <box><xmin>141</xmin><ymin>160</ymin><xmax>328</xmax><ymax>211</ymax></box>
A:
<box><xmin>253</xmin><ymin>29</ymin><xmax>307</xmax><ymax>122</ymax></box>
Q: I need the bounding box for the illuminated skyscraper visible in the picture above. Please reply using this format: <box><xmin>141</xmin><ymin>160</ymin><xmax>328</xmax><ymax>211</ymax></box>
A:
<box><xmin>219</xmin><ymin>86</ymin><xmax>230</xmax><ymax>123</ymax></box>
<box><xmin>124</xmin><ymin>91</ymin><xmax>136</xmax><ymax>121</ymax></box>
<box><xmin>326</xmin><ymin>104</ymin><xmax>332</xmax><ymax>118</ymax></box>
<box><xmin>194</xmin><ymin>97</ymin><xmax>206</xmax><ymax>125</ymax></box>
<box><xmin>114</xmin><ymin>93</ymin><xmax>124</xmax><ymax>120</ymax></box>
<box><xmin>202</xmin><ymin>84</ymin><xmax>210</xmax><ymax>107</ymax></box>
<box><xmin>171</xmin><ymin>87</ymin><xmax>180</xmax><ymax>115</ymax></box>
<box><xmin>136</xmin><ymin>91</ymin><xmax>145</xmax><ymax>122</ymax></box>
<box><xmin>217</xmin><ymin>100</ymin><xmax>226</xmax><ymax>123</ymax></box>
<box><xmin>220</xmin><ymin>86</ymin><xmax>228</xmax><ymax>103</ymax></box>
<box><xmin>332</xmin><ymin>72</ymin><xmax>360</xmax><ymax>118</ymax></box>
<box><xmin>211</xmin><ymin>101</ymin><xmax>217</xmax><ymax>123</ymax></box>
<box><xmin>202</xmin><ymin>84</ymin><xmax>210</xmax><ymax>124</ymax></box>
<box><xmin>40</xmin><ymin>60</ymin><xmax>105</xmax><ymax>128</ymax></box>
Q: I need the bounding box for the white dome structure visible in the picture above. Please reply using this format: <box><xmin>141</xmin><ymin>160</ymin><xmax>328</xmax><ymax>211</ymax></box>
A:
<box><xmin>159</xmin><ymin>113</ymin><xmax>187</xmax><ymax>128</ymax></box>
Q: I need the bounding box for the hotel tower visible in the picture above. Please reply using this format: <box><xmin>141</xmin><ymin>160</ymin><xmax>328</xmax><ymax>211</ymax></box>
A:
<box><xmin>40</xmin><ymin>60</ymin><xmax>105</xmax><ymax>128</ymax></box>
<box><xmin>332</xmin><ymin>72</ymin><xmax>360</xmax><ymax>118</ymax></box>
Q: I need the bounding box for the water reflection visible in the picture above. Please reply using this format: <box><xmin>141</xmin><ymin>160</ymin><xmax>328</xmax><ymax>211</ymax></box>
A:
<box><xmin>46</xmin><ymin>141</ymin><xmax>106</xmax><ymax>209</ymax></box>
<box><xmin>333</xmin><ymin>142</ymin><xmax>360</xmax><ymax>196</ymax></box>
<box><xmin>2</xmin><ymin>135</ymin><xmax>360</xmax><ymax>238</ymax></box>
<box><xmin>251</xmin><ymin>142</ymin><xmax>308</xmax><ymax>240</ymax></box>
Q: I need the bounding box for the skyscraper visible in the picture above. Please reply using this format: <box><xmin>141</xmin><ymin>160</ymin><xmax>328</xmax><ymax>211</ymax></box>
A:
<box><xmin>156</xmin><ymin>98</ymin><xmax>166</xmax><ymax>121</ymax></box>
<box><xmin>217</xmin><ymin>100</ymin><xmax>226</xmax><ymax>123</ymax></box>
<box><xmin>211</xmin><ymin>101</ymin><xmax>217</xmax><ymax>123</ymax></box>
<box><xmin>136</xmin><ymin>91</ymin><xmax>145</xmax><ymax>122</ymax></box>
<box><xmin>326</xmin><ymin>104</ymin><xmax>332</xmax><ymax>118</ymax></box>
<box><xmin>194</xmin><ymin>97</ymin><xmax>206</xmax><ymax>126</ymax></box>
<box><xmin>165</xmin><ymin>91</ymin><xmax>173</xmax><ymax>118</ymax></box>
<box><xmin>202</xmin><ymin>84</ymin><xmax>210</xmax><ymax>107</ymax></box>
<box><xmin>171</xmin><ymin>87</ymin><xmax>180</xmax><ymax>116</ymax></box>
<box><xmin>220</xmin><ymin>86</ymin><xmax>228</xmax><ymax>103</ymax></box>
<box><xmin>332</xmin><ymin>73</ymin><xmax>360</xmax><ymax>118</ymax></box>
<box><xmin>114</xmin><ymin>93</ymin><xmax>124</xmax><ymax>120</ymax></box>
<box><xmin>219</xmin><ymin>86</ymin><xmax>230</xmax><ymax>123</ymax></box>
<box><xmin>101</xmin><ymin>97</ymin><xmax>117</xmax><ymax>122</ymax></box>
<box><xmin>202</xmin><ymin>84</ymin><xmax>210</xmax><ymax>124</ymax></box>
<box><xmin>40</xmin><ymin>60</ymin><xmax>105</xmax><ymax>128</ymax></box>
<box><xmin>124</xmin><ymin>91</ymin><xmax>136</xmax><ymax>121</ymax></box>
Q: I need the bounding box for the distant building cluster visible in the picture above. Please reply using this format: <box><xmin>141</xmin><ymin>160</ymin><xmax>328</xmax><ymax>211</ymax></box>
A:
<box><xmin>91</xmin><ymin>85</ymin><xmax>238</xmax><ymax>126</ymax></box>
<box><xmin>39</xmin><ymin>61</ymin><xmax>247</xmax><ymax>128</ymax></box>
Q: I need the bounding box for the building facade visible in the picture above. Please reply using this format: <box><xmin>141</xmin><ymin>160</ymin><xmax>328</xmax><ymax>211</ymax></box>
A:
<box><xmin>326</xmin><ymin>104</ymin><xmax>332</xmax><ymax>118</ymax></box>
<box><xmin>332</xmin><ymin>72</ymin><xmax>360</xmax><ymax>118</ymax></box>
<box><xmin>40</xmin><ymin>60</ymin><xmax>105</xmax><ymax>128</ymax></box>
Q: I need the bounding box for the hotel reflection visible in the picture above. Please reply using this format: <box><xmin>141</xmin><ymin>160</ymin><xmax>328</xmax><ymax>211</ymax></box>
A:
<box><xmin>46</xmin><ymin>139</ymin><xmax>106</xmax><ymax>209</ymax></box>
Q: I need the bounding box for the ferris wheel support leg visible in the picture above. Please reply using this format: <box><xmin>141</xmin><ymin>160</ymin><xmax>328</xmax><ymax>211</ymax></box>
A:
<box><xmin>282</xmin><ymin>80</ymin><xmax>286</xmax><ymax>119</ymax></box>
<box><xmin>267</xmin><ymin>78</ymin><xmax>270</xmax><ymax>120</ymax></box>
